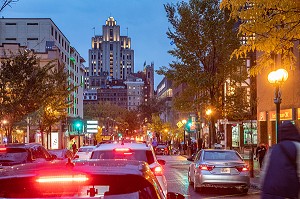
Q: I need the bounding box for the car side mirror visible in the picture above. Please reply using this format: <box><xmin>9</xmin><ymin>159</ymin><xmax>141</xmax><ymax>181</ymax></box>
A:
<box><xmin>167</xmin><ymin>192</ymin><xmax>185</xmax><ymax>199</ymax></box>
<box><xmin>157</xmin><ymin>159</ymin><xmax>166</xmax><ymax>166</ymax></box>
<box><xmin>51</xmin><ymin>154</ymin><xmax>57</xmax><ymax>160</ymax></box>
<box><xmin>187</xmin><ymin>156</ymin><xmax>194</xmax><ymax>161</ymax></box>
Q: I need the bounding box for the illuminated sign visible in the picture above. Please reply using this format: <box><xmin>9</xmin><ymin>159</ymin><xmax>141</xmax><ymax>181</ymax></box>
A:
<box><xmin>259</xmin><ymin>112</ymin><xmax>267</xmax><ymax>121</ymax></box>
<box><xmin>269</xmin><ymin>109</ymin><xmax>294</xmax><ymax>121</ymax></box>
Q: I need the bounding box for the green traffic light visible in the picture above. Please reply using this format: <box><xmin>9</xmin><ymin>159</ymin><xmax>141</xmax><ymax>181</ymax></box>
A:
<box><xmin>76</xmin><ymin>123</ymin><xmax>80</xmax><ymax>127</ymax></box>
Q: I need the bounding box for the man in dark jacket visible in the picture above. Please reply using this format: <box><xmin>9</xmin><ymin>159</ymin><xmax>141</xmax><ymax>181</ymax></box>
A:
<box><xmin>261</xmin><ymin>121</ymin><xmax>300</xmax><ymax>199</ymax></box>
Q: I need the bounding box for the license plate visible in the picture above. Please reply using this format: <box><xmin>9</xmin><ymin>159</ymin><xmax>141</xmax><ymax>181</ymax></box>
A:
<box><xmin>221</xmin><ymin>168</ymin><xmax>230</xmax><ymax>173</ymax></box>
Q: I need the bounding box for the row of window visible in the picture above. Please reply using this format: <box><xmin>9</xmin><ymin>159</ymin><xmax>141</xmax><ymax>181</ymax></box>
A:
<box><xmin>5</xmin><ymin>22</ymin><xmax>38</xmax><ymax>26</ymax></box>
<box><xmin>5</xmin><ymin>38</ymin><xmax>38</xmax><ymax>41</ymax></box>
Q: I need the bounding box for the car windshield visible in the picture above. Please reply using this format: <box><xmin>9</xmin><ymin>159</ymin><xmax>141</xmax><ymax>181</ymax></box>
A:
<box><xmin>204</xmin><ymin>151</ymin><xmax>242</xmax><ymax>161</ymax></box>
<box><xmin>91</xmin><ymin>150</ymin><xmax>155</xmax><ymax>165</ymax></box>
<box><xmin>78</xmin><ymin>147</ymin><xmax>94</xmax><ymax>152</ymax></box>
<box><xmin>0</xmin><ymin>148</ymin><xmax>28</xmax><ymax>163</ymax></box>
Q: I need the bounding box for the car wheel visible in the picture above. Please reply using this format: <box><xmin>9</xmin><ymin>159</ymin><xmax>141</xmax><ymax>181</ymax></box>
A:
<box><xmin>188</xmin><ymin>170</ymin><xmax>193</xmax><ymax>185</ymax></box>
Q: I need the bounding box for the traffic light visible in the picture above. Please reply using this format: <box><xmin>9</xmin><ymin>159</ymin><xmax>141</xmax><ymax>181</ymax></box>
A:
<box><xmin>74</xmin><ymin>120</ymin><xmax>83</xmax><ymax>132</ymax></box>
<box><xmin>186</xmin><ymin>118</ymin><xmax>192</xmax><ymax>132</ymax></box>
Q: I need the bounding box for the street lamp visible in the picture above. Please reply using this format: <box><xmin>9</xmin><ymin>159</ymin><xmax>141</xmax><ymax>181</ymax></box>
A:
<box><xmin>181</xmin><ymin>119</ymin><xmax>187</xmax><ymax>155</ymax></box>
<box><xmin>206</xmin><ymin>109</ymin><xmax>212</xmax><ymax>148</ymax></box>
<box><xmin>268</xmin><ymin>68</ymin><xmax>288</xmax><ymax>143</ymax></box>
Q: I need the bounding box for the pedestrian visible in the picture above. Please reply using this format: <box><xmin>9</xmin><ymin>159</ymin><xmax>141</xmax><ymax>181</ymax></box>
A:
<box><xmin>255</xmin><ymin>142</ymin><xmax>267</xmax><ymax>169</ymax></box>
<box><xmin>261</xmin><ymin>121</ymin><xmax>300</xmax><ymax>199</ymax></box>
<box><xmin>197</xmin><ymin>138</ymin><xmax>203</xmax><ymax>151</ymax></box>
<box><xmin>72</xmin><ymin>142</ymin><xmax>77</xmax><ymax>155</ymax></box>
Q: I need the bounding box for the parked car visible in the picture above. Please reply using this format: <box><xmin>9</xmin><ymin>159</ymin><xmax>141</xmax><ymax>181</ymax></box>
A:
<box><xmin>0</xmin><ymin>159</ymin><xmax>184</xmax><ymax>198</ymax></box>
<box><xmin>0</xmin><ymin>143</ymin><xmax>56</xmax><ymax>168</ymax></box>
<box><xmin>90</xmin><ymin>141</ymin><xmax>168</xmax><ymax>196</ymax></box>
<box><xmin>48</xmin><ymin>148</ymin><xmax>74</xmax><ymax>161</ymax></box>
<box><xmin>74</xmin><ymin>145</ymin><xmax>96</xmax><ymax>160</ymax></box>
<box><xmin>155</xmin><ymin>144</ymin><xmax>169</xmax><ymax>155</ymax></box>
<box><xmin>187</xmin><ymin>149</ymin><xmax>250</xmax><ymax>193</ymax></box>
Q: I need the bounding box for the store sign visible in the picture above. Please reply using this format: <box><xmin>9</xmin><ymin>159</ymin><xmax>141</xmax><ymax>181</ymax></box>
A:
<box><xmin>87</xmin><ymin>120</ymin><xmax>98</xmax><ymax>134</ymax></box>
<box><xmin>269</xmin><ymin>109</ymin><xmax>293</xmax><ymax>121</ymax></box>
<box><xmin>259</xmin><ymin>112</ymin><xmax>267</xmax><ymax>121</ymax></box>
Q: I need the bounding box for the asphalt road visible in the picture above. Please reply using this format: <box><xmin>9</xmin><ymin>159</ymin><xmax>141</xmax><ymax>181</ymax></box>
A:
<box><xmin>157</xmin><ymin>155</ymin><xmax>261</xmax><ymax>199</ymax></box>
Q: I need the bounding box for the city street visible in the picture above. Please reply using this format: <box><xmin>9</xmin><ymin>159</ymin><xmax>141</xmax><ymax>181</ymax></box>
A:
<box><xmin>158</xmin><ymin>155</ymin><xmax>261</xmax><ymax>199</ymax></box>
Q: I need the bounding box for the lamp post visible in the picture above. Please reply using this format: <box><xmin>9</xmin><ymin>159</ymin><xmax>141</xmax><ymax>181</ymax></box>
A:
<box><xmin>268</xmin><ymin>69</ymin><xmax>288</xmax><ymax>143</ymax></box>
<box><xmin>182</xmin><ymin>119</ymin><xmax>187</xmax><ymax>155</ymax></box>
<box><xmin>206</xmin><ymin>109</ymin><xmax>212</xmax><ymax>148</ymax></box>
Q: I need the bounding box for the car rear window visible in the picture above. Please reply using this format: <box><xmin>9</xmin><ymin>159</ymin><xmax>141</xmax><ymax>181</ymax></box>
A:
<box><xmin>78</xmin><ymin>147</ymin><xmax>94</xmax><ymax>152</ymax></box>
<box><xmin>91</xmin><ymin>150</ymin><xmax>155</xmax><ymax>164</ymax></box>
<box><xmin>0</xmin><ymin>148</ymin><xmax>28</xmax><ymax>163</ymax></box>
<box><xmin>204</xmin><ymin>151</ymin><xmax>242</xmax><ymax>161</ymax></box>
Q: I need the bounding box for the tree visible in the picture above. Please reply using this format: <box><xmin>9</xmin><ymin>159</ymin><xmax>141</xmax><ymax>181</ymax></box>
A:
<box><xmin>0</xmin><ymin>49</ymin><xmax>69</xmax><ymax>143</ymax></box>
<box><xmin>0</xmin><ymin>0</ymin><xmax>19</xmax><ymax>13</ymax></box>
<box><xmin>220</xmin><ymin>0</ymin><xmax>300</xmax><ymax>75</ymax></box>
<box><xmin>138</xmin><ymin>97</ymin><xmax>165</xmax><ymax>124</ymax></box>
<box><xmin>158</xmin><ymin>0</ymin><xmax>248</xmax><ymax>144</ymax></box>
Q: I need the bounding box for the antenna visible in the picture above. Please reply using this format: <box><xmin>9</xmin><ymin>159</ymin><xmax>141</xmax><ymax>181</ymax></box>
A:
<box><xmin>126</xmin><ymin>27</ymin><xmax>128</xmax><ymax>36</ymax></box>
<box><xmin>93</xmin><ymin>27</ymin><xmax>95</xmax><ymax>37</ymax></box>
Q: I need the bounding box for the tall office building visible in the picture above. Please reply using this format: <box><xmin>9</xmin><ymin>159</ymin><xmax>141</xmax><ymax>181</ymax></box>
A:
<box><xmin>0</xmin><ymin>18</ymin><xmax>84</xmax><ymax>119</ymax></box>
<box><xmin>88</xmin><ymin>17</ymin><xmax>134</xmax><ymax>89</ymax></box>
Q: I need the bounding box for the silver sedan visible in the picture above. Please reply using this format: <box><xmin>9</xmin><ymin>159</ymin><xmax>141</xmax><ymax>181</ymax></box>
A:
<box><xmin>187</xmin><ymin>149</ymin><xmax>250</xmax><ymax>193</ymax></box>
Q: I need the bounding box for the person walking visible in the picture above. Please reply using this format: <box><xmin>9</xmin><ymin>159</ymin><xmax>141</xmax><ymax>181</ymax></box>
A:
<box><xmin>72</xmin><ymin>142</ymin><xmax>77</xmax><ymax>155</ymax></box>
<box><xmin>255</xmin><ymin>142</ymin><xmax>267</xmax><ymax>169</ymax></box>
<box><xmin>261</xmin><ymin>121</ymin><xmax>300</xmax><ymax>199</ymax></box>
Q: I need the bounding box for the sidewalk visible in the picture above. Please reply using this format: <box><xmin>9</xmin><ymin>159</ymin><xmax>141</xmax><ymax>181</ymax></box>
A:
<box><xmin>240</xmin><ymin>153</ymin><xmax>261</xmax><ymax>190</ymax></box>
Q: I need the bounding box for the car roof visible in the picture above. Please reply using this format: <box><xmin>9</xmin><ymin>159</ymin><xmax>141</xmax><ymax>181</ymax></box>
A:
<box><xmin>4</xmin><ymin>143</ymin><xmax>42</xmax><ymax>148</ymax></box>
<box><xmin>94</xmin><ymin>142</ymin><xmax>151</xmax><ymax>151</ymax></box>
<box><xmin>73</xmin><ymin>159</ymin><xmax>150</xmax><ymax>175</ymax></box>
<box><xmin>202</xmin><ymin>149</ymin><xmax>238</xmax><ymax>152</ymax></box>
<box><xmin>78</xmin><ymin>145</ymin><xmax>96</xmax><ymax>149</ymax></box>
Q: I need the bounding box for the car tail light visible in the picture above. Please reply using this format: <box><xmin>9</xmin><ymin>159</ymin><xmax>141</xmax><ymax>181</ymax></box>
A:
<box><xmin>114</xmin><ymin>148</ymin><xmax>130</xmax><ymax>152</ymax></box>
<box><xmin>36</xmin><ymin>174</ymin><xmax>89</xmax><ymax>183</ymax></box>
<box><xmin>235</xmin><ymin>165</ymin><xmax>249</xmax><ymax>172</ymax></box>
<box><xmin>199</xmin><ymin>164</ymin><xmax>214</xmax><ymax>171</ymax></box>
<box><xmin>0</xmin><ymin>147</ymin><xmax>6</xmax><ymax>152</ymax></box>
<box><xmin>151</xmin><ymin>166</ymin><xmax>163</xmax><ymax>176</ymax></box>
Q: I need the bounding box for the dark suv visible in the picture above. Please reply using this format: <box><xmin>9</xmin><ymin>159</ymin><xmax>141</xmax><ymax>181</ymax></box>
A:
<box><xmin>0</xmin><ymin>143</ymin><xmax>56</xmax><ymax>167</ymax></box>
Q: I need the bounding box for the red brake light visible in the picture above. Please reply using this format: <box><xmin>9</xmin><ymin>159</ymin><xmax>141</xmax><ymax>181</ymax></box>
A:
<box><xmin>114</xmin><ymin>148</ymin><xmax>130</xmax><ymax>152</ymax></box>
<box><xmin>0</xmin><ymin>147</ymin><xmax>6</xmax><ymax>152</ymax></box>
<box><xmin>36</xmin><ymin>174</ymin><xmax>89</xmax><ymax>183</ymax></box>
<box><xmin>235</xmin><ymin>165</ymin><xmax>249</xmax><ymax>172</ymax></box>
<box><xmin>199</xmin><ymin>164</ymin><xmax>214</xmax><ymax>171</ymax></box>
<box><xmin>151</xmin><ymin>166</ymin><xmax>163</xmax><ymax>176</ymax></box>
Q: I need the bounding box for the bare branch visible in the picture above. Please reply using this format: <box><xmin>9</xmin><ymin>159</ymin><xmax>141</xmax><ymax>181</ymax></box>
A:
<box><xmin>0</xmin><ymin>0</ymin><xmax>19</xmax><ymax>13</ymax></box>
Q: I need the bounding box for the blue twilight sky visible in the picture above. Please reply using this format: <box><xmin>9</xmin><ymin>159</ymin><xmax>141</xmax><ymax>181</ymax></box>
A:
<box><xmin>1</xmin><ymin>0</ymin><xmax>180</xmax><ymax>88</ymax></box>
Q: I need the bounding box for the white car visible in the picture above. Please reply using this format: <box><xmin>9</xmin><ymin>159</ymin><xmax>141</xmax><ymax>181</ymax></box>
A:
<box><xmin>90</xmin><ymin>141</ymin><xmax>168</xmax><ymax>196</ymax></box>
<box><xmin>74</xmin><ymin>145</ymin><xmax>96</xmax><ymax>160</ymax></box>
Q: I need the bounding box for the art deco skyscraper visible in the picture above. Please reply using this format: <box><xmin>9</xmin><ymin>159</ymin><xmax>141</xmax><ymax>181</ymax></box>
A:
<box><xmin>88</xmin><ymin>17</ymin><xmax>134</xmax><ymax>89</ymax></box>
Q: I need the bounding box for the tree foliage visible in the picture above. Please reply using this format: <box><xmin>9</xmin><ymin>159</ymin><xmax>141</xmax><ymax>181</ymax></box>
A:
<box><xmin>220</xmin><ymin>0</ymin><xmax>300</xmax><ymax>75</ymax></box>
<box><xmin>158</xmin><ymin>0</ymin><xmax>248</xmax><ymax>119</ymax></box>
<box><xmin>0</xmin><ymin>0</ymin><xmax>18</xmax><ymax>13</ymax></box>
<box><xmin>0</xmin><ymin>49</ymin><xmax>70</xmax><ymax>142</ymax></box>
<box><xmin>137</xmin><ymin>97</ymin><xmax>165</xmax><ymax>124</ymax></box>
<box><xmin>84</xmin><ymin>102</ymin><xmax>142</xmax><ymax>135</ymax></box>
